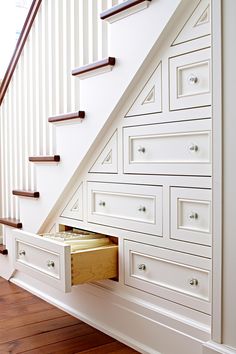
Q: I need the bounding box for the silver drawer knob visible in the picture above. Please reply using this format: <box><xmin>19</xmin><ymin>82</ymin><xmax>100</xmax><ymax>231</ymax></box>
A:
<box><xmin>47</xmin><ymin>260</ymin><xmax>55</xmax><ymax>268</ymax></box>
<box><xmin>19</xmin><ymin>250</ymin><xmax>26</xmax><ymax>256</ymax></box>
<box><xmin>99</xmin><ymin>201</ymin><xmax>106</xmax><ymax>207</ymax></box>
<box><xmin>138</xmin><ymin>206</ymin><xmax>146</xmax><ymax>212</ymax></box>
<box><xmin>137</xmin><ymin>146</ymin><xmax>146</xmax><ymax>153</ymax></box>
<box><xmin>138</xmin><ymin>264</ymin><xmax>146</xmax><ymax>271</ymax></box>
<box><xmin>188</xmin><ymin>75</ymin><xmax>198</xmax><ymax>84</ymax></box>
<box><xmin>189</xmin><ymin>212</ymin><xmax>198</xmax><ymax>220</ymax></box>
<box><xmin>189</xmin><ymin>144</ymin><xmax>198</xmax><ymax>152</ymax></box>
<box><xmin>189</xmin><ymin>278</ymin><xmax>198</xmax><ymax>287</ymax></box>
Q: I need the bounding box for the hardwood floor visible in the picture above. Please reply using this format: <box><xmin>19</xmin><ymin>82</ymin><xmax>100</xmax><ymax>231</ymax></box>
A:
<box><xmin>0</xmin><ymin>278</ymin><xmax>139</xmax><ymax>353</ymax></box>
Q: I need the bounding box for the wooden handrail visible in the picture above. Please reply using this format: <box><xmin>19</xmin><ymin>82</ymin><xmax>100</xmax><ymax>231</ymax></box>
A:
<box><xmin>0</xmin><ymin>0</ymin><xmax>42</xmax><ymax>106</ymax></box>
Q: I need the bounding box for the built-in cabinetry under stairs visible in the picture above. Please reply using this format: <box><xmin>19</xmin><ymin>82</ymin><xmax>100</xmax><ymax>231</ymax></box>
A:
<box><xmin>1</xmin><ymin>0</ymin><xmax>219</xmax><ymax>353</ymax></box>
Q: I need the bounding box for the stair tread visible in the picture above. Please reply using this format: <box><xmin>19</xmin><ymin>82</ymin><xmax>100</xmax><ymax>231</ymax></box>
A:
<box><xmin>72</xmin><ymin>57</ymin><xmax>116</xmax><ymax>77</ymax></box>
<box><xmin>29</xmin><ymin>155</ymin><xmax>60</xmax><ymax>162</ymax></box>
<box><xmin>48</xmin><ymin>111</ymin><xmax>85</xmax><ymax>123</ymax></box>
<box><xmin>0</xmin><ymin>245</ymin><xmax>8</xmax><ymax>255</ymax></box>
<box><xmin>100</xmin><ymin>0</ymin><xmax>151</xmax><ymax>20</ymax></box>
<box><xmin>0</xmin><ymin>218</ymin><xmax>22</xmax><ymax>229</ymax></box>
<box><xmin>12</xmin><ymin>190</ymin><xmax>40</xmax><ymax>198</ymax></box>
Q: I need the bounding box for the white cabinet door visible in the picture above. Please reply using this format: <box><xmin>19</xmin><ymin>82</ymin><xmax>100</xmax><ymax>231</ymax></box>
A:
<box><xmin>87</xmin><ymin>182</ymin><xmax>163</xmax><ymax>236</ymax></box>
<box><xmin>169</xmin><ymin>48</ymin><xmax>211</xmax><ymax>110</ymax></box>
<box><xmin>61</xmin><ymin>183</ymin><xmax>83</xmax><ymax>221</ymax></box>
<box><xmin>170</xmin><ymin>187</ymin><xmax>212</xmax><ymax>246</ymax></box>
<box><xmin>123</xmin><ymin>119</ymin><xmax>211</xmax><ymax>176</ymax></box>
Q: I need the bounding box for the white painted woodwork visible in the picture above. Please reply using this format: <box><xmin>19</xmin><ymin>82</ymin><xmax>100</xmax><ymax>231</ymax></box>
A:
<box><xmin>126</xmin><ymin>62</ymin><xmax>162</xmax><ymax>117</ymax></box>
<box><xmin>172</xmin><ymin>0</ymin><xmax>211</xmax><ymax>46</ymax></box>
<box><xmin>123</xmin><ymin>119</ymin><xmax>212</xmax><ymax>176</ymax></box>
<box><xmin>75</xmin><ymin>64</ymin><xmax>115</xmax><ymax>80</ymax></box>
<box><xmin>89</xmin><ymin>130</ymin><xmax>118</xmax><ymax>173</ymax></box>
<box><xmin>124</xmin><ymin>240</ymin><xmax>211</xmax><ymax>314</ymax></box>
<box><xmin>221</xmin><ymin>0</ymin><xmax>236</xmax><ymax>348</ymax></box>
<box><xmin>61</xmin><ymin>182</ymin><xmax>83</xmax><ymax>221</ymax></box>
<box><xmin>103</xmin><ymin>0</ymin><xmax>151</xmax><ymax>24</ymax></box>
<box><xmin>211</xmin><ymin>0</ymin><xmax>222</xmax><ymax>345</ymax></box>
<box><xmin>0</xmin><ymin>0</ymin><xmax>119</xmax><ymax>223</ymax></box>
<box><xmin>169</xmin><ymin>47</ymin><xmax>211</xmax><ymax>110</ymax></box>
<box><xmin>87</xmin><ymin>182</ymin><xmax>163</xmax><ymax>236</ymax></box>
<box><xmin>170</xmin><ymin>187</ymin><xmax>212</xmax><ymax>246</ymax></box>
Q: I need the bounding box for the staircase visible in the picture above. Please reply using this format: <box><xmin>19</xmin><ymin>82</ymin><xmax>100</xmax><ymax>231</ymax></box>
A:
<box><xmin>0</xmin><ymin>0</ymin><xmax>182</xmax><ymax>242</ymax></box>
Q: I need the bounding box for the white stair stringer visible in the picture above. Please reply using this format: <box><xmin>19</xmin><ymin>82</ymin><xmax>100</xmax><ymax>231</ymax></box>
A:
<box><xmin>18</xmin><ymin>0</ymin><xmax>189</xmax><ymax>234</ymax></box>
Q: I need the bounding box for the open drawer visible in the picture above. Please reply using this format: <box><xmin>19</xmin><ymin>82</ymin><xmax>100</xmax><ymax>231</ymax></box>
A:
<box><xmin>12</xmin><ymin>230</ymin><xmax>118</xmax><ymax>292</ymax></box>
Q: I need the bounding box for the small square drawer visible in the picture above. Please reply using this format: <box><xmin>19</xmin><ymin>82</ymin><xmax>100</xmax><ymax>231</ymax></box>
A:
<box><xmin>124</xmin><ymin>240</ymin><xmax>211</xmax><ymax>313</ymax></box>
<box><xmin>87</xmin><ymin>182</ymin><xmax>163</xmax><ymax>237</ymax></box>
<box><xmin>169</xmin><ymin>48</ymin><xmax>211</xmax><ymax>110</ymax></box>
<box><xmin>123</xmin><ymin>119</ymin><xmax>211</xmax><ymax>176</ymax></box>
<box><xmin>170</xmin><ymin>187</ymin><xmax>212</xmax><ymax>245</ymax></box>
<box><xmin>13</xmin><ymin>230</ymin><xmax>118</xmax><ymax>292</ymax></box>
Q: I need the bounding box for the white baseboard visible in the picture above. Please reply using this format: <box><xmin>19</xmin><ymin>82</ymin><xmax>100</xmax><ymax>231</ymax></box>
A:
<box><xmin>203</xmin><ymin>341</ymin><xmax>236</xmax><ymax>354</ymax></box>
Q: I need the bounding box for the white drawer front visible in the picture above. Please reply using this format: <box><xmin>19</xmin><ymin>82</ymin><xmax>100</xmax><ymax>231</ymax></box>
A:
<box><xmin>16</xmin><ymin>241</ymin><xmax>61</xmax><ymax>279</ymax></box>
<box><xmin>88</xmin><ymin>182</ymin><xmax>162</xmax><ymax>236</ymax></box>
<box><xmin>171</xmin><ymin>188</ymin><xmax>212</xmax><ymax>246</ymax></box>
<box><xmin>124</xmin><ymin>240</ymin><xmax>211</xmax><ymax>313</ymax></box>
<box><xmin>169</xmin><ymin>48</ymin><xmax>211</xmax><ymax>110</ymax></box>
<box><xmin>13</xmin><ymin>230</ymin><xmax>71</xmax><ymax>292</ymax></box>
<box><xmin>123</xmin><ymin>119</ymin><xmax>211</xmax><ymax>176</ymax></box>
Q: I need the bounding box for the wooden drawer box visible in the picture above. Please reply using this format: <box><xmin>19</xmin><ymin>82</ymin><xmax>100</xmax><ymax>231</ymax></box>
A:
<box><xmin>13</xmin><ymin>230</ymin><xmax>118</xmax><ymax>292</ymax></box>
<box><xmin>123</xmin><ymin>119</ymin><xmax>211</xmax><ymax>176</ymax></box>
<box><xmin>124</xmin><ymin>240</ymin><xmax>211</xmax><ymax>313</ymax></box>
<box><xmin>87</xmin><ymin>182</ymin><xmax>163</xmax><ymax>236</ymax></box>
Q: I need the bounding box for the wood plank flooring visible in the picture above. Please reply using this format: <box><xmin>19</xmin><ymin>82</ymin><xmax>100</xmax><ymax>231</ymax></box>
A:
<box><xmin>0</xmin><ymin>278</ymin><xmax>139</xmax><ymax>353</ymax></box>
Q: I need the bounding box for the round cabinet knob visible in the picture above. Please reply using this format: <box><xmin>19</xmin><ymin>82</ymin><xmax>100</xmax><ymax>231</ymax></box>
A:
<box><xmin>189</xmin><ymin>212</ymin><xmax>198</xmax><ymax>220</ymax></box>
<box><xmin>19</xmin><ymin>250</ymin><xmax>26</xmax><ymax>256</ymax></box>
<box><xmin>138</xmin><ymin>206</ymin><xmax>146</xmax><ymax>212</ymax></box>
<box><xmin>188</xmin><ymin>75</ymin><xmax>198</xmax><ymax>84</ymax></box>
<box><xmin>99</xmin><ymin>201</ymin><xmax>106</xmax><ymax>207</ymax></box>
<box><xmin>138</xmin><ymin>264</ymin><xmax>146</xmax><ymax>271</ymax></box>
<box><xmin>189</xmin><ymin>278</ymin><xmax>198</xmax><ymax>287</ymax></box>
<box><xmin>137</xmin><ymin>146</ymin><xmax>146</xmax><ymax>153</ymax></box>
<box><xmin>189</xmin><ymin>144</ymin><xmax>198</xmax><ymax>152</ymax></box>
<box><xmin>47</xmin><ymin>260</ymin><xmax>55</xmax><ymax>269</ymax></box>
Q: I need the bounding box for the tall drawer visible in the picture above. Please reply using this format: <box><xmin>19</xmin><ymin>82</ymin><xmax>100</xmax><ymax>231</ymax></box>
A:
<box><xmin>124</xmin><ymin>240</ymin><xmax>211</xmax><ymax>313</ymax></box>
<box><xmin>13</xmin><ymin>230</ymin><xmax>118</xmax><ymax>292</ymax></box>
<box><xmin>169</xmin><ymin>48</ymin><xmax>211</xmax><ymax>110</ymax></box>
<box><xmin>87</xmin><ymin>182</ymin><xmax>163</xmax><ymax>236</ymax></box>
<box><xmin>170</xmin><ymin>187</ymin><xmax>212</xmax><ymax>245</ymax></box>
<box><xmin>123</xmin><ymin>119</ymin><xmax>211</xmax><ymax>176</ymax></box>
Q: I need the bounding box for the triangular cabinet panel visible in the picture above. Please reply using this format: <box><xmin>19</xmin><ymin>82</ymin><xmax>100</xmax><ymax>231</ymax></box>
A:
<box><xmin>172</xmin><ymin>0</ymin><xmax>210</xmax><ymax>46</ymax></box>
<box><xmin>126</xmin><ymin>62</ymin><xmax>162</xmax><ymax>117</ymax></box>
<box><xmin>89</xmin><ymin>131</ymin><xmax>118</xmax><ymax>173</ymax></box>
<box><xmin>61</xmin><ymin>183</ymin><xmax>83</xmax><ymax>220</ymax></box>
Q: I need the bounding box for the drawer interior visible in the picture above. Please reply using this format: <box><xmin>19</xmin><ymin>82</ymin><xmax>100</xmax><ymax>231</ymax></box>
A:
<box><xmin>48</xmin><ymin>225</ymin><xmax>119</xmax><ymax>285</ymax></box>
